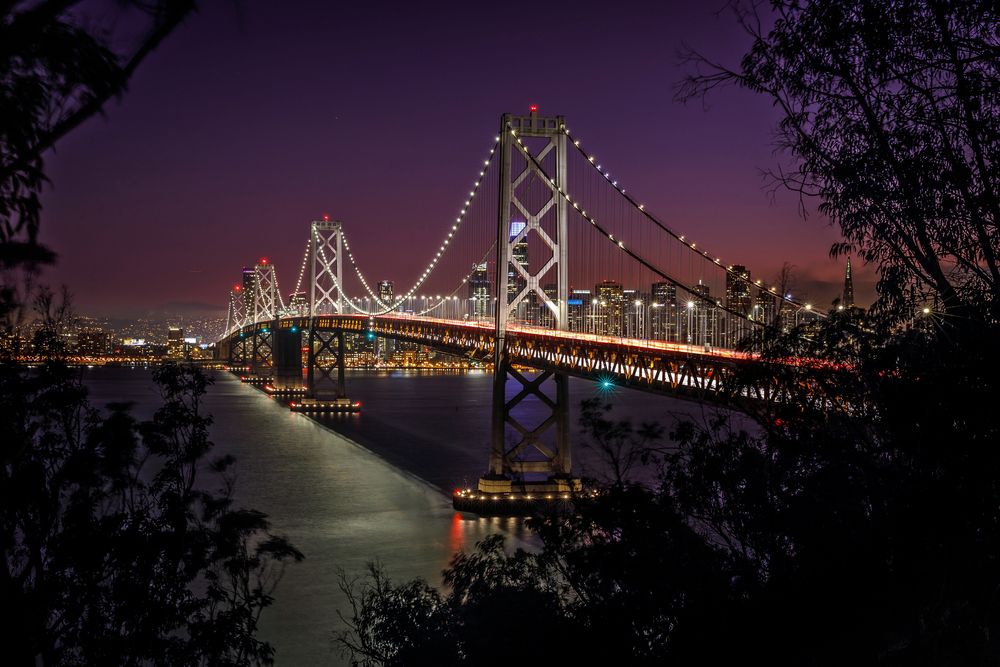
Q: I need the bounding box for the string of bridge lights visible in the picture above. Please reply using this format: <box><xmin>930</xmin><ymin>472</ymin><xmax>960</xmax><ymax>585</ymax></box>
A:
<box><xmin>417</xmin><ymin>242</ymin><xmax>497</xmax><ymax>316</ymax></box>
<box><xmin>507</xmin><ymin>124</ymin><xmax>806</xmax><ymax>325</ymax></box>
<box><xmin>271</xmin><ymin>264</ymin><xmax>288</xmax><ymax>313</ymax></box>
<box><xmin>341</xmin><ymin>236</ymin><xmax>498</xmax><ymax>317</ymax></box>
<box><xmin>292</xmin><ymin>239</ymin><xmax>311</xmax><ymax>301</ymax></box>
<box><xmin>355</xmin><ymin>242</ymin><xmax>497</xmax><ymax>317</ymax></box>
<box><xmin>558</xmin><ymin>124</ymin><xmax>821</xmax><ymax>317</ymax></box>
<box><xmin>333</xmin><ymin>137</ymin><xmax>500</xmax><ymax>313</ymax></box>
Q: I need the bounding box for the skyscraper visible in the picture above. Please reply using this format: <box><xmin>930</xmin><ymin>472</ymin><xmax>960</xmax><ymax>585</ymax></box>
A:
<box><xmin>508</xmin><ymin>221</ymin><xmax>528</xmax><ymax>307</ymax></box>
<box><xmin>469</xmin><ymin>262</ymin><xmax>490</xmax><ymax>318</ymax></box>
<box><xmin>377</xmin><ymin>280</ymin><xmax>394</xmax><ymax>308</ymax></box>
<box><xmin>651</xmin><ymin>281</ymin><xmax>677</xmax><ymax>340</ymax></box>
<box><xmin>689</xmin><ymin>281</ymin><xmax>719</xmax><ymax>346</ymax></box>
<box><xmin>376</xmin><ymin>280</ymin><xmax>395</xmax><ymax>361</ymax></box>
<box><xmin>288</xmin><ymin>291</ymin><xmax>307</xmax><ymax>315</ymax></box>
<box><xmin>725</xmin><ymin>265</ymin><xmax>752</xmax><ymax>315</ymax></box>
<box><xmin>568</xmin><ymin>289</ymin><xmax>591</xmax><ymax>332</ymax></box>
<box><xmin>596</xmin><ymin>280</ymin><xmax>624</xmax><ymax>336</ymax></box>
<box><xmin>725</xmin><ymin>265</ymin><xmax>753</xmax><ymax>345</ymax></box>
<box><xmin>167</xmin><ymin>326</ymin><xmax>184</xmax><ymax>360</ymax></box>
<box><xmin>241</xmin><ymin>266</ymin><xmax>257</xmax><ymax>305</ymax></box>
<box><xmin>843</xmin><ymin>256</ymin><xmax>855</xmax><ymax>308</ymax></box>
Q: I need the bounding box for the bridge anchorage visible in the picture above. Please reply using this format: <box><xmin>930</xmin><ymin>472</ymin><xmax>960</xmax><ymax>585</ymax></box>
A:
<box><xmin>217</xmin><ymin>106</ymin><xmax>824</xmax><ymax>516</ymax></box>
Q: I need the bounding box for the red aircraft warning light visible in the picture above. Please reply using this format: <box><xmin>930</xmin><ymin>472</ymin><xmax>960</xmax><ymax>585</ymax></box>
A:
<box><xmin>529</xmin><ymin>104</ymin><xmax>538</xmax><ymax>113</ymax></box>
<box><xmin>323</xmin><ymin>214</ymin><xmax>330</xmax><ymax>221</ymax></box>
<box><xmin>234</xmin><ymin>285</ymin><xmax>241</xmax><ymax>291</ymax></box>
<box><xmin>260</xmin><ymin>257</ymin><xmax>268</xmax><ymax>265</ymax></box>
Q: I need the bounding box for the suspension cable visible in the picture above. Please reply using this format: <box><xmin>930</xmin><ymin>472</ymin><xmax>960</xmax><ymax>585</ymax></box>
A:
<box><xmin>561</xmin><ymin>124</ymin><xmax>822</xmax><ymax>317</ymax></box>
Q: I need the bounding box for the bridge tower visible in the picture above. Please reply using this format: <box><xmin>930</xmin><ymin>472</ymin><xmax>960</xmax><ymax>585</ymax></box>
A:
<box><xmin>252</xmin><ymin>260</ymin><xmax>280</xmax><ymax>322</ymax></box>
<box><xmin>481</xmin><ymin>108</ymin><xmax>576</xmax><ymax>494</ymax></box>
<box><xmin>306</xmin><ymin>218</ymin><xmax>348</xmax><ymax>399</ymax></box>
<box><xmin>225</xmin><ymin>286</ymin><xmax>250</xmax><ymax>369</ymax></box>
<box><xmin>247</xmin><ymin>260</ymin><xmax>279</xmax><ymax>377</ymax></box>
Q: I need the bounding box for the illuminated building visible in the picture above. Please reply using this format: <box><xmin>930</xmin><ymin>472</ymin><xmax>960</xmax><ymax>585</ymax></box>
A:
<box><xmin>725</xmin><ymin>265</ymin><xmax>753</xmax><ymax>345</ymax></box>
<box><xmin>288</xmin><ymin>291</ymin><xmax>307</xmax><ymax>316</ymax></box>
<box><xmin>77</xmin><ymin>328</ymin><xmax>110</xmax><ymax>355</ymax></box>
<box><xmin>688</xmin><ymin>281</ymin><xmax>719</xmax><ymax>346</ymax></box>
<box><xmin>508</xmin><ymin>221</ymin><xmax>528</xmax><ymax>317</ymax></box>
<box><xmin>595</xmin><ymin>280</ymin><xmax>624</xmax><ymax>336</ymax></box>
<box><xmin>568</xmin><ymin>289</ymin><xmax>591</xmax><ymax>332</ymax></box>
<box><xmin>725</xmin><ymin>265</ymin><xmax>752</xmax><ymax>315</ymax></box>
<box><xmin>376</xmin><ymin>280</ymin><xmax>395</xmax><ymax>360</ymax></box>
<box><xmin>843</xmin><ymin>256</ymin><xmax>855</xmax><ymax>308</ymax></box>
<box><xmin>377</xmin><ymin>280</ymin><xmax>394</xmax><ymax>307</ymax></box>
<box><xmin>167</xmin><ymin>326</ymin><xmax>185</xmax><ymax>359</ymax></box>
<box><xmin>650</xmin><ymin>281</ymin><xmax>677</xmax><ymax>341</ymax></box>
<box><xmin>241</xmin><ymin>267</ymin><xmax>257</xmax><ymax>306</ymax></box>
<box><xmin>469</xmin><ymin>262</ymin><xmax>490</xmax><ymax>318</ymax></box>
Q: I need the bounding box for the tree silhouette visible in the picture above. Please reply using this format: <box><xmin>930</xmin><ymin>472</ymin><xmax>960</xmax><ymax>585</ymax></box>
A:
<box><xmin>1</xmin><ymin>363</ymin><xmax>303</xmax><ymax>665</ymax></box>
<box><xmin>677</xmin><ymin>0</ymin><xmax>1000</xmax><ymax>325</ymax></box>
<box><xmin>1</xmin><ymin>4</ymin><xmax>304</xmax><ymax>664</ymax></box>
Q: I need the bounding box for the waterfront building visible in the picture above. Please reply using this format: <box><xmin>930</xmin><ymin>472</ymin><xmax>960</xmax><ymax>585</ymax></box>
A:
<box><xmin>77</xmin><ymin>328</ymin><xmax>111</xmax><ymax>356</ymax></box>
<box><xmin>167</xmin><ymin>326</ymin><xmax>185</xmax><ymax>359</ymax></box>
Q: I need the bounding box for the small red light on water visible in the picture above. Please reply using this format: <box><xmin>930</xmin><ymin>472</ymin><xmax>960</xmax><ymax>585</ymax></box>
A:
<box><xmin>529</xmin><ymin>104</ymin><xmax>538</xmax><ymax>113</ymax></box>
<box><xmin>454</xmin><ymin>489</ymin><xmax>462</xmax><ymax>495</ymax></box>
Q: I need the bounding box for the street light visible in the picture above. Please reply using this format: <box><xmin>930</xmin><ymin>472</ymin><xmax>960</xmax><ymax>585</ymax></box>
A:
<box><xmin>633</xmin><ymin>299</ymin><xmax>644</xmax><ymax>339</ymax></box>
<box><xmin>686</xmin><ymin>300</ymin><xmax>695</xmax><ymax>344</ymax></box>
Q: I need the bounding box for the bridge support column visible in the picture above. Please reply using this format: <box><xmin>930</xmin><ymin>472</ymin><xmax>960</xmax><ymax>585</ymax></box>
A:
<box><xmin>306</xmin><ymin>327</ymin><xmax>346</xmax><ymax>400</ymax></box>
<box><xmin>229</xmin><ymin>331</ymin><xmax>251</xmax><ymax>371</ymax></box>
<box><xmin>273</xmin><ymin>325</ymin><xmax>304</xmax><ymax>389</ymax></box>
<box><xmin>469</xmin><ymin>108</ymin><xmax>580</xmax><ymax>507</ymax></box>
<box><xmin>481</xmin><ymin>365</ymin><xmax>573</xmax><ymax>493</ymax></box>
<box><xmin>249</xmin><ymin>324</ymin><xmax>274</xmax><ymax>379</ymax></box>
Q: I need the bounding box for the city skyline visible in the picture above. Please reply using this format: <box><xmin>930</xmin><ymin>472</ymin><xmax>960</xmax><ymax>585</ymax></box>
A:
<box><xmin>37</xmin><ymin>1</ymin><xmax>872</xmax><ymax>318</ymax></box>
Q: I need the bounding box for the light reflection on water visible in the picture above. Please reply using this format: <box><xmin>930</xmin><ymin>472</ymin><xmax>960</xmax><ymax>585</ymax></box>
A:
<box><xmin>81</xmin><ymin>366</ymin><xmax>726</xmax><ymax>665</ymax></box>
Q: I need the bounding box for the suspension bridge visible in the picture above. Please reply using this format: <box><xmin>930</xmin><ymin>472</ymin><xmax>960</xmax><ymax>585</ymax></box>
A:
<box><xmin>215</xmin><ymin>108</ymin><xmax>821</xmax><ymax>512</ymax></box>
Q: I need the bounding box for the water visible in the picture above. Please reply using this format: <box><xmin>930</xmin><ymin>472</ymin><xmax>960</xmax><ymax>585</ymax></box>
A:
<box><xmin>81</xmin><ymin>366</ymin><xmax>729</xmax><ymax>665</ymax></box>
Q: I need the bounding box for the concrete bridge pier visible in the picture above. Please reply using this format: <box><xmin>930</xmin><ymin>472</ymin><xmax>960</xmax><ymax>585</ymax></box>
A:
<box><xmin>272</xmin><ymin>324</ymin><xmax>304</xmax><ymax>389</ymax></box>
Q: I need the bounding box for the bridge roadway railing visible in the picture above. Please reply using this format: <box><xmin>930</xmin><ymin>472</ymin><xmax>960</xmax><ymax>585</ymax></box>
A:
<box><xmin>226</xmin><ymin>313</ymin><xmax>792</xmax><ymax>405</ymax></box>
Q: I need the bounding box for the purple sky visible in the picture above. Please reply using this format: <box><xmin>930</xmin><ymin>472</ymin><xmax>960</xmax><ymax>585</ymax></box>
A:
<box><xmin>39</xmin><ymin>0</ymin><xmax>869</xmax><ymax>317</ymax></box>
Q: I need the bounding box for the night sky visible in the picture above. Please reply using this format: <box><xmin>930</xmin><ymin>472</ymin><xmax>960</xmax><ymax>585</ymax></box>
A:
<box><xmin>39</xmin><ymin>0</ymin><xmax>869</xmax><ymax>317</ymax></box>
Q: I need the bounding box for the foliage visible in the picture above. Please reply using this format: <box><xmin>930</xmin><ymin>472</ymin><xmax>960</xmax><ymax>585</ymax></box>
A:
<box><xmin>0</xmin><ymin>0</ymin><xmax>196</xmax><ymax>249</ymax></box>
<box><xmin>0</xmin><ymin>362</ymin><xmax>303</xmax><ymax>666</ymax></box>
